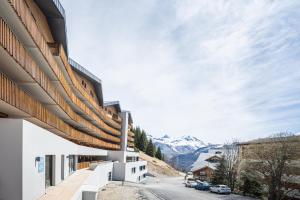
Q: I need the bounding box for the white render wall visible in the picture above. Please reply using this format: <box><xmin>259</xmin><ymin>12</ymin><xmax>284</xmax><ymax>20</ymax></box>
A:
<box><xmin>72</xmin><ymin>162</ymin><xmax>114</xmax><ymax>200</ymax></box>
<box><xmin>112</xmin><ymin>161</ymin><xmax>147</xmax><ymax>182</ymax></box>
<box><xmin>0</xmin><ymin>119</ymin><xmax>109</xmax><ymax>200</ymax></box>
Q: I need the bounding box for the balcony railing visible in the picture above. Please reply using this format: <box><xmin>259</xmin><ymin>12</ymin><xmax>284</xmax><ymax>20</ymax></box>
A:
<box><xmin>0</xmin><ymin>18</ymin><xmax>120</xmax><ymax>144</ymax></box>
<box><xmin>128</xmin><ymin>141</ymin><xmax>135</xmax><ymax>147</ymax></box>
<box><xmin>128</xmin><ymin>130</ymin><xmax>135</xmax><ymax>137</ymax></box>
<box><xmin>0</xmin><ymin>72</ymin><xmax>120</xmax><ymax>149</ymax></box>
<box><xmin>7</xmin><ymin>0</ymin><xmax>122</xmax><ymax>133</ymax></box>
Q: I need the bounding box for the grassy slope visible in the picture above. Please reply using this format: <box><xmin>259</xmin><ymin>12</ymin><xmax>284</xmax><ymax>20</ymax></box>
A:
<box><xmin>139</xmin><ymin>151</ymin><xmax>183</xmax><ymax>177</ymax></box>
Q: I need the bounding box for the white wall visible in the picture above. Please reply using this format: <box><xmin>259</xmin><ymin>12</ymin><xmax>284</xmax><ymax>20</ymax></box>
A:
<box><xmin>120</xmin><ymin>112</ymin><xmax>128</xmax><ymax>151</ymax></box>
<box><xmin>0</xmin><ymin>119</ymin><xmax>23</xmax><ymax>200</ymax></box>
<box><xmin>71</xmin><ymin>162</ymin><xmax>113</xmax><ymax>200</ymax></box>
<box><xmin>124</xmin><ymin>161</ymin><xmax>147</xmax><ymax>182</ymax></box>
<box><xmin>108</xmin><ymin>151</ymin><xmax>125</xmax><ymax>163</ymax></box>
<box><xmin>0</xmin><ymin>119</ymin><xmax>109</xmax><ymax>200</ymax></box>
<box><xmin>21</xmin><ymin>120</ymin><xmax>108</xmax><ymax>200</ymax></box>
<box><xmin>112</xmin><ymin>161</ymin><xmax>147</xmax><ymax>183</ymax></box>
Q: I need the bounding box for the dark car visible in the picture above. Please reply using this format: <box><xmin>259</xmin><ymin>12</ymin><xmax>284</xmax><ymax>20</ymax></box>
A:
<box><xmin>195</xmin><ymin>181</ymin><xmax>211</xmax><ymax>190</ymax></box>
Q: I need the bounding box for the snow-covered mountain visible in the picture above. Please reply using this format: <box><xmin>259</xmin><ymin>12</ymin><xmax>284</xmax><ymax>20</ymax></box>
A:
<box><xmin>148</xmin><ymin>134</ymin><xmax>206</xmax><ymax>160</ymax></box>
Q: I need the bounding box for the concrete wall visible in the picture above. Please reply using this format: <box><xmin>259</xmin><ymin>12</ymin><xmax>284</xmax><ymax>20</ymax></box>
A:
<box><xmin>0</xmin><ymin>119</ymin><xmax>23</xmax><ymax>200</ymax></box>
<box><xmin>124</xmin><ymin>161</ymin><xmax>147</xmax><ymax>183</ymax></box>
<box><xmin>0</xmin><ymin>119</ymin><xmax>109</xmax><ymax>200</ymax></box>
<box><xmin>71</xmin><ymin>162</ymin><xmax>114</xmax><ymax>200</ymax></box>
<box><xmin>21</xmin><ymin>120</ymin><xmax>108</xmax><ymax>200</ymax></box>
<box><xmin>108</xmin><ymin>151</ymin><xmax>125</xmax><ymax>163</ymax></box>
<box><xmin>120</xmin><ymin>112</ymin><xmax>128</xmax><ymax>151</ymax></box>
<box><xmin>112</xmin><ymin>161</ymin><xmax>147</xmax><ymax>183</ymax></box>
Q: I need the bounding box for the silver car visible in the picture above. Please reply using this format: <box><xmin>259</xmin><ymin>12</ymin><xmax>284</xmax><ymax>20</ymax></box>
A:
<box><xmin>210</xmin><ymin>185</ymin><xmax>231</xmax><ymax>194</ymax></box>
<box><xmin>185</xmin><ymin>179</ymin><xmax>197</xmax><ymax>188</ymax></box>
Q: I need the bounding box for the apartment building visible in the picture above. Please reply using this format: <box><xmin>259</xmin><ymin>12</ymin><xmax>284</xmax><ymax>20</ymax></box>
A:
<box><xmin>0</xmin><ymin>0</ymin><xmax>146</xmax><ymax>199</ymax></box>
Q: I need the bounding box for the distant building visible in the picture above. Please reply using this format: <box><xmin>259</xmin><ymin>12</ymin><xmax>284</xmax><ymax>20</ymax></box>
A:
<box><xmin>191</xmin><ymin>146</ymin><xmax>224</xmax><ymax>181</ymax></box>
<box><xmin>237</xmin><ymin>136</ymin><xmax>300</xmax><ymax>199</ymax></box>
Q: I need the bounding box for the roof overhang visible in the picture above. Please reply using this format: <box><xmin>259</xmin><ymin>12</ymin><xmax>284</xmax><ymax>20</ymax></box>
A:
<box><xmin>104</xmin><ymin>101</ymin><xmax>121</xmax><ymax>113</ymax></box>
<box><xmin>34</xmin><ymin>0</ymin><xmax>68</xmax><ymax>55</ymax></box>
<box><xmin>192</xmin><ymin>166</ymin><xmax>214</xmax><ymax>172</ymax></box>
<box><xmin>69</xmin><ymin>58</ymin><xmax>103</xmax><ymax>106</ymax></box>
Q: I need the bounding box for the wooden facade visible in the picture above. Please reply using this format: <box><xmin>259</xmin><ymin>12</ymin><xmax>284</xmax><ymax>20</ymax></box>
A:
<box><xmin>0</xmin><ymin>0</ymin><xmax>136</xmax><ymax>150</ymax></box>
<box><xmin>193</xmin><ymin>166</ymin><xmax>214</xmax><ymax>182</ymax></box>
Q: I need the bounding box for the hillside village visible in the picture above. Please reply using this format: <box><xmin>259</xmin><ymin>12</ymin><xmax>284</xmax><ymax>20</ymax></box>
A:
<box><xmin>132</xmin><ymin>128</ymin><xmax>300</xmax><ymax>200</ymax></box>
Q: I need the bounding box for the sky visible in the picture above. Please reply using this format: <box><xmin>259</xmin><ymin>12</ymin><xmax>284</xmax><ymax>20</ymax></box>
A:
<box><xmin>60</xmin><ymin>0</ymin><xmax>300</xmax><ymax>143</ymax></box>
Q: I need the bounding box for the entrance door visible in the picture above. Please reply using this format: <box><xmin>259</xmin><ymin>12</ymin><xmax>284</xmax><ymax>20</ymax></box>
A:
<box><xmin>45</xmin><ymin>155</ymin><xmax>55</xmax><ymax>188</ymax></box>
<box><xmin>61</xmin><ymin>155</ymin><xmax>65</xmax><ymax>180</ymax></box>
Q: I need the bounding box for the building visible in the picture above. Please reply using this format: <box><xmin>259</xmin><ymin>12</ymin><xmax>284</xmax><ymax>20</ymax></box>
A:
<box><xmin>191</xmin><ymin>146</ymin><xmax>224</xmax><ymax>181</ymax></box>
<box><xmin>0</xmin><ymin>0</ymin><xmax>146</xmax><ymax>200</ymax></box>
<box><xmin>237</xmin><ymin>136</ymin><xmax>300</xmax><ymax>199</ymax></box>
<box><xmin>104</xmin><ymin>102</ymin><xmax>147</xmax><ymax>182</ymax></box>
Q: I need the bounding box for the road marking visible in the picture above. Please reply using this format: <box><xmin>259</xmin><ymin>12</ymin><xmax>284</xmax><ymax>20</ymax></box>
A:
<box><xmin>149</xmin><ymin>190</ymin><xmax>167</xmax><ymax>200</ymax></box>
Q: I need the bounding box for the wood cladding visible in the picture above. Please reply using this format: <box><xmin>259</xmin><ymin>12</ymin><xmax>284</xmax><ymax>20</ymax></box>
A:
<box><xmin>0</xmin><ymin>18</ymin><xmax>120</xmax><ymax>143</ymax></box>
<box><xmin>7</xmin><ymin>0</ymin><xmax>122</xmax><ymax>133</ymax></box>
<box><xmin>77</xmin><ymin>162</ymin><xmax>90</xmax><ymax>170</ymax></box>
<box><xmin>128</xmin><ymin>130</ymin><xmax>135</xmax><ymax>137</ymax></box>
<box><xmin>127</xmin><ymin>141</ymin><xmax>135</xmax><ymax>147</ymax></box>
<box><xmin>128</xmin><ymin>136</ymin><xmax>134</xmax><ymax>142</ymax></box>
<box><xmin>0</xmin><ymin>72</ymin><xmax>120</xmax><ymax>149</ymax></box>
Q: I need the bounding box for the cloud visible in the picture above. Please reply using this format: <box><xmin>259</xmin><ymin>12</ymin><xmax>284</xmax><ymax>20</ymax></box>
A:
<box><xmin>61</xmin><ymin>0</ymin><xmax>300</xmax><ymax>143</ymax></box>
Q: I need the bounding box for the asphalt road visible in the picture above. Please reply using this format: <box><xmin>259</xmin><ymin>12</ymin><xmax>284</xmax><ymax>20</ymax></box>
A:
<box><xmin>141</xmin><ymin>177</ymin><xmax>255</xmax><ymax>200</ymax></box>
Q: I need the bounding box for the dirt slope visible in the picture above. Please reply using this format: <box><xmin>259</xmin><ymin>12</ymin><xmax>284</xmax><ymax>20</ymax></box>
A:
<box><xmin>139</xmin><ymin>152</ymin><xmax>182</xmax><ymax>177</ymax></box>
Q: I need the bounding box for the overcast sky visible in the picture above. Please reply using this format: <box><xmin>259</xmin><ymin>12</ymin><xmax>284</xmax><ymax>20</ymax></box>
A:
<box><xmin>60</xmin><ymin>0</ymin><xmax>300</xmax><ymax>143</ymax></box>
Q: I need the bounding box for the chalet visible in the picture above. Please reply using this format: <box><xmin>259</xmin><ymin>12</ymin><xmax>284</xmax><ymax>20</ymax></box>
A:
<box><xmin>191</xmin><ymin>147</ymin><xmax>224</xmax><ymax>181</ymax></box>
<box><xmin>0</xmin><ymin>0</ymin><xmax>146</xmax><ymax>199</ymax></box>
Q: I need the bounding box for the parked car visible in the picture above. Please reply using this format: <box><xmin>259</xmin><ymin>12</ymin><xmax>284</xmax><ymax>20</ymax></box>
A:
<box><xmin>210</xmin><ymin>185</ymin><xmax>231</xmax><ymax>194</ymax></box>
<box><xmin>185</xmin><ymin>179</ymin><xmax>197</xmax><ymax>188</ymax></box>
<box><xmin>195</xmin><ymin>181</ymin><xmax>211</xmax><ymax>190</ymax></box>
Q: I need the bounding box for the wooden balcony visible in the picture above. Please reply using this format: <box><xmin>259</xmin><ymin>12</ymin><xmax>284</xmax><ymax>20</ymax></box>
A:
<box><xmin>6</xmin><ymin>0</ymin><xmax>122</xmax><ymax>134</ymax></box>
<box><xmin>0</xmin><ymin>18</ymin><xmax>120</xmax><ymax>143</ymax></box>
<box><xmin>128</xmin><ymin>136</ymin><xmax>134</xmax><ymax>142</ymax></box>
<box><xmin>127</xmin><ymin>141</ymin><xmax>135</xmax><ymax>148</ymax></box>
<box><xmin>0</xmin><ymin>72</ymin><xmax>120</xmax><ymax>149</ymax></box>
<box><xmin>128</xmin><ymin>130</ymin><xmax>135</xmax><ymax>137</ymax></box>
<box><xmin>58</xmin><ymin>45</ymin><xmax>122</xmax><ymax>129</ymax></box>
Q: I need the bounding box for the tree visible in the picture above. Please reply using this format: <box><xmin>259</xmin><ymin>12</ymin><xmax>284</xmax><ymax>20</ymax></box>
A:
<box><xmin>239</xmin><ymin>170</ymin><xmax>263</xmax><ymax>198</ymax></box>
<box><xmin>133</xmin><ymin>126</ymin><xmax>142</xmax><ymax>149</ymax></box>
<box><xmin>212</xmin><ymin>157</ymin><xmax>227</xmax><ymax>185</ymax></box>
<box><xmin>139</xmin><ymin>131</ymin><xmax>148</xmax><ymax>152</ymax></box>
<box><xmin>146</xmin><ymin>139</ymin><xmax>155</xmax><ymax>157</ymax></box>
<box><xmin>249</xmin><ymin>133</ymin><xmax>297</xmax><ymax>200</ymax></box>
<box><xmin>155</xmin><ymin>147</ymin><xmax>163</xmax><ymax>160</ymax></box>
<box><xmin>223</xmin><ymin>140</ymin><xmax>239</xmax><ymax>190</ymax></box>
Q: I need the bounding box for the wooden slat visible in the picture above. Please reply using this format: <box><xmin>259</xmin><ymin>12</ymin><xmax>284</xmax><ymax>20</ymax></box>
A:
<box><xmin>0</xmin><ymin>72</ymin><xmax>120</xmax><ymax>150</ymax></box>
<box><xmin>7</xmin><ymin>0</ymin><xmax>122</xmax><ymax>134</ymax></box>
<box><xmin>0</xmin><ymin>17</ymin><xmax>120</xmax><ymax>144</ymax></box>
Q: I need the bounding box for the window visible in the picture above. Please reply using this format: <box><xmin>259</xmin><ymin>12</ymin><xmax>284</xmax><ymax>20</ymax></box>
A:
<box><xmin>108</xmin><ymin>172</ymin><xmax>112</xmax><ymax>181</ymax></box>
<box><xmin>139</xmin><ymin>166</ymin><xmax>143</xmax><ymax>171</ymax></box>
<box><xmin>81</xmin><ymin>80</ymin><xmax>87</xmax><ymax>88</ymax></box>
<box><xmin>131</xmin><ymin>167</ymin><xmax>136</xmax><ymax>174</ymax></box>
<box><xmin>90</xmin><ymin>90</ymin><xmax>94</xmax><ymax>97</ymax></box>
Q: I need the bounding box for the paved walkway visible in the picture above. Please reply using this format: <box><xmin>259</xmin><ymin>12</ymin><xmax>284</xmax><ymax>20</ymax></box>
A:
<box><xmin>38</xmin><ymin>169</ymin><xmax>92</xmax><ymax>200</ymax></box>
